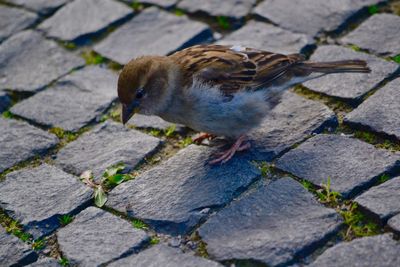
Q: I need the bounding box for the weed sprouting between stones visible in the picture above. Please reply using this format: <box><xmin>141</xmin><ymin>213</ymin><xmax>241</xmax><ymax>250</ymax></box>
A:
<box><xmin>132</xmin><ymin>218</ymin><xmax>149</xmax><ymax>230</ymax></box>
<box><xmin>59</xmin><ymin>215</ymin><xmax>74</xmax><ymax>226</ymax></box>
<box><xmin>81</xmin><ymin>50</ymin><xmax>106</xmax><ymax>65</ymax></box>
<box><xmin>174</xmin><ymin>8</ymin><xmax>185</xmax><ymax>16</ymax></box>
<box><xmin>216</xmin><ymin>16</ymin><xmax>231</xmax><ymax>30</ymax></box>
<box><xmin>150</xmin><ymin>237</ymin><xmax>160</xmax><ymax>245</ymax></box>
<box><xmin>131</xmin><ymin>0</ymin><xmax>144</xmax><ymax>12</ymax></box>
<box><xmin>59</xmin><ymin>257</ymin><xmax>69</xmax><ymax>266</ymax></box>
<box><xmin>392</xmin><ymin>54</ymin><xmax>400</xmax><ymax>64</ymax></box>
<box><xmin>191</xmin><ymin>231</ymin><xmax>209</xmax><ymax>258</ymax></box>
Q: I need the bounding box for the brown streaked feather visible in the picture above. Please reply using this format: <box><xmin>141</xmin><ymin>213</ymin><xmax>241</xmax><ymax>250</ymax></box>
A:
<box><xmin>169</xmin><ymin>44</ymin><xmax>305</xmax><ymax>95</ymax></box>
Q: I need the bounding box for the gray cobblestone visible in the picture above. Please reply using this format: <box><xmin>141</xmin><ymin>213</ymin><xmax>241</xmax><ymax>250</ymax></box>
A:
<box><xmin>388</xmin><ymin>214</ymin><xmax>400</xmax><ymax>233</ymax></box>
<box><xmin>6</xmin><ymin>0</ymin><xmax>70</xmax><ymax>15</ymax></box>
<box><xmin>0</xmin><ymin>6</ymin><xmax>37</xmax><ymax>42</ymax></box>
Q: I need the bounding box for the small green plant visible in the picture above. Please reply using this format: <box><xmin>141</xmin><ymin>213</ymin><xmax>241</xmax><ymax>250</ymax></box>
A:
<box><xmin>316</xmin><ymin>177</ymin><xmax>341</xmax><ymax>206</ymax></box>
<box><xmin>132</xmin><ymin>218</ymin><xmax>148</xmax><ymax>230</ymax></box>
<box><xmin>149</xmin><ymin>129</ymin><xmax>162</xmax><ymax>137</ymax></box>
<box><xmin>179</xmin><ymin>137</ymin><xmax>193</xmax><ymax>148</ymax></box>
<box><xmin>82</xmin><ymin>51</ymin><xmax>105</xmax><ymax>65</ymax></box>
<box><xmin>32</xmin><ymin>238</ymin><xmax>46</xmax><ymax>250</ymax></box>
<box><xmin>63</xmin><ymin>42</ymin><xmax>77</xmax><ymax>50</ymax></box>
<box><xmin>2</xmin><ymin>110</ymin><xmax>13</xmax><ymax>119</ymax></box>
<box><xmin>392</xmin><ymin>54</ymin><xmax>400</xmax><ymax>64</ymax></box>
<box><xmin>164</xmin><ymin>124</ymin><xmax>176</xmax><ymax>137</ymax></box>
<box><xmin>217</xmin><ymin>16</ymin><xmax>230</xmax><ymax>30</ymax></box>
<box><xmin>368</xmin><ymin>5</ymin><xmax>379</xmax><ymax>14</ymax></box>
<box><xmin>349</xmin><ymin>44</ymin><xmax>362</xmax><ymax>52</ymax></box>
<box><xmin>59</xmin><ymin>257</ymin><xmax>69</xmax><ymax>266</ymax></box>
<box><xmin>59</xmin><ymin>215</ymin><xmax>73</xmax><ymax>226</ymax></box>
<box><xmin>301</xmin><ymin>179</ymin><xmax>315</xmax><ymax>192</ymax></box>
<box><xmin>131</xmin><ymin>0</ymin><xmax>144</xmax><ymax>11</ymax></box>
<box><xmin>174</xmin><ymin>8</ymin><xmax>185</xmax><ymax>16</ymax></box>
<box><xmin>378</xmin><ymin>173</ymin><xmax>390</xmax><ymax>184</ymax></box>
<box><xmin>150</xmin><ymin>237</ymin><xmax>160</xmax><ymax>245</ymax></box>
<box><xmin>354</xmin><ymin>130</ymin><xmax>376</xmax><ymax>144</ymax></box>
<box><xmin>259</xmin><ymin>162</ymin><xmax>271</xmax><ymax>177</ymax></box>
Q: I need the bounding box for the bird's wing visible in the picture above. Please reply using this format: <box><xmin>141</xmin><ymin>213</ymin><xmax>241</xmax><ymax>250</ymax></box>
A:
<box><xmin>169</xmin><ymin>44</ymin><xmax>305</xmax><ymax>95</ymax></box>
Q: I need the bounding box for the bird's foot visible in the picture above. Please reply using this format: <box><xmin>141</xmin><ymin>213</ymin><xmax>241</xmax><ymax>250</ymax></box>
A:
<box><xmin>193</xmin><ymin>133</ymin><xmax>216</xmax><ymax>144</ymax></box>
<box><xmin>209</xmin><ymin>135</ymin><xmax>250</xmax><ymax>165</ymax></box>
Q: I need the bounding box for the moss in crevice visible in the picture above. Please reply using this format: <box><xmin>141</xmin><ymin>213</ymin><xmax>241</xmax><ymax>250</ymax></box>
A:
<box><xmin>191</xmin><ymin>231</ymin><xmax>209</xmax><ymax>258</ymax></box>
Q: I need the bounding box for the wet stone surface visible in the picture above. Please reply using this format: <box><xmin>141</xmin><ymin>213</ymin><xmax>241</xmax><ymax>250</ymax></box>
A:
<box><xmin>253</xmin><ymin>0</ymin><xmax>382</xmax><ymax>37</ymax></box>
<box><xmin>11</xmin><ymin>66</ymin><xmax>117</xmax><ymax>132</ymax></box>
<box><xmin>6</xmin><ymin>0</ymin><xmax>71</xmax><ymax>15</ymax></box>
<box><xmin>199</xmin><ymin>178</ymin><xmax>342</xmax><ymax>266</ymax></box>
<box><xmin>38</xmin><ymin>0</ymin><xmax>133</xmax><ymax>41</ymax></box>
<box><xmin>178</xmin><ymin>0</ymin><xmax>257</xmax><ymax>19</ymax></box>
<box><xmin>303</xmin><ymin>45</ymin><xmax>398</xmax><ymax>100</ymax></box>
<box><xmin>0</xmin><ymin>6</ymin><xmax>37</xmax><ymax>43</ymax></box>
<box><xmin>55</xmin><ymin>121</ymin><xmax>161</xmax><ymax>179</ymax></box>
<box><xmin>57</xmin><ymin>207</ymin><xmax>149</xmax><ymax>266</ymax></box>
<box><xmin>355</xmin><ymin>176</ymin><xmax>400</xmax><ymax>221</ymax></box>
<box><xmin>0</xmin><ymin>118</ymin><xmax>59</xmax><ymax>173</ymax></box>
<box><xmin>0</xmin><ymin>164</ymin><xmax>92</xmax><ymax>238</ymax></box>
<box><xmin>108</xmin><ymin>244</ymin><xmax>223</xmax><ymax>267</ymax></box>
<box><xmin>342</xmin><ymin>14</ymin><xmax>400</xmax><ymax>56</ymax></box>
<box><xmin>0</xmin><ymin>30</ymin><xmax>84</xmax><ymax>92</ymax></box>
<box><xmin>107</xmin><ymin>144</ymin><xmax>260</xmax><ymax>235</ymax></box>
<box><xmin>94</xmin><ymin>7</ymin><xmax>212</xmax><ymax>65</ymax></box>
<box><xmin>345</xmin><ymin>78</ymin><xmax>400</xmax><ymax>139</ymax></box>
<box><xmin>0</xmin><ymin>226</ymin><xmax>38</xmax><ymax>267</ymax></box>
<box><xmin>276</xmin><ymin>134</ymin><xmax>400</xmax><ymax>198</ymax></box>
<box><xmin>308</xmin><ymin>234</ymin><xmax>400</xmax><ymax>267</ymax></box>
<box><xmin>217</xmin><ymin>20</ymin><xmax>313</xmax><ymax>54</ymax></box>
<box><xmin>248</xmin><ymin>92</ymin><xmax>337</xmax><ymax>161</ymax></box>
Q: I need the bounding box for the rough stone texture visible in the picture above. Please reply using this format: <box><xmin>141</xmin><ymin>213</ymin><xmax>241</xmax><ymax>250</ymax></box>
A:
<box><xmin>199</xmin><ymin>178</ymin><xmax>342</xmax><ymax>266</ymax></box>
<box><xmin>38</xmin><ymin>0</ymin><xmax>133</xmax><ymax>41</ymax></box>
<box><xmin>27</xmin><ymin>257</ymin><xmax>61</xmax><ymax>267</ymax></box>
<box><xmin>0</xmin><ymin>90</ymin><xmax>11</xmax><ymax>113</ymax></box>
<box><xmin>303</xmin><ymin>45</ymin><xmax>398</xmax><ymax>100</ymax></box>
<box><xmin>127</xmin><ymin>114</ymin><xmax>185</xmax><ymax>132</ymax></box>
<box><xmin>0</xmin><ymin>164</ymin><xmax>92</xmax><ymax>238</ymax></box>
<box><xmin>0</xmin><ymin>227</ymin><xmax>38</xmax><ymax>267</ymax></box>
<box><xmin>125</xmin><ymin>0</ymin><xmax>178</xmax><ymax>8</ymax></box>
<box><xmin>109</xmin><ymin>244</ymin><xmax>222</xmax><ymax>267</ymax></box>
<box><xmin>6</xmin><ymin>0</ymin><xmax>70</xmax><ymax>15</ymax></box>
<box><xmin>217</xmin><ymin>21</ymin><xmax>313</xmax><ymax>54</ymax></box>
<box><xmin>355</xmin><ymin>176</ymin><xmax>400</xmax><ymax>221</ymax></box>
<box><xmin>11</xmin><ymin>66</ymin><xmax>117</xmax><ymax>131</ymax></box>
<box><xmin>57</xmin><ymin>207</ymin><xmax>149</xmax><ymax>266</ymax></box>
<box><xmin>308</xmin><ymin>234</ymin><xmax>400</xmax><ymax>267</ymax></box>
<box><xmin>0</xmin><ymin>118</ymin><xmax>59</xmax><ymax>173</ymax></box>
<box><xmin>248</xmin><ymin>91</ymin><xmax>337</xmax><ymax>161</ymax></box>
<box><xmin>107</xmin><ymin>144</ymin><xmax>260</xmax><ymax>235</ymax></box>
<box><xmin>0</xmin><ymin>30</ymin><xmax>84</xmax><ymax>92</ymax></box>
<box><xmin>254</xmin><ymin>0</ymin><xmax>383</xmax><ymax>37</ymax></box>
<box><xmin>345</xmin><ymin>78</ymin><xmax>400</xmax><ymax>139</ymax></box>
<box><xmin>178</xmin><ymin>0</ymin><xmax>256</xmax><ymax>19</ymax></box>
<box><xmin>342</xmin><ymin>14</ymin><xmax>400</xmax><ymax>56</ymax></box>
<box><xmin>94</xmin><ymin>7</ymin><xmax>212</xmax><ymax>65</ymax></box>
<box><xmin>56</xmin><ymin>121</ymin><xmax>161</xmax><ymax>179</ymax></box>
<box><xmin>388</xmin><ymin>214</ymin><xmax>400</xmax><ymax>233</ymax></box>
<box><xmin>276</xmin><ymin>135</ymin><xmax>400</xmax><ymax>198</ymax></box>
<box><xmin>0</xmin><ymin>6</ymin><xmax>37</xmax><ymax>42</ymax></box>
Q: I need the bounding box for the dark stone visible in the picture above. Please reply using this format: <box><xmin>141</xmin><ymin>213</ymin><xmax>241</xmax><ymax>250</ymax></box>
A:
<box><xmin>11</xmin><ymin>66</ymin><xmax>118</xmax><ymax>131</ymax></box>
<box><xmin>0</xmin><ymin>164</ymin><xmax>92</xmax><ymax>238</ymax></box>
<box><xmin>199</xmin><ymin>178</ymin><xmax>342</xmax><ymax>266</ymax></box>
<box><xmin>303</xmin><ymin>45</ymin><xmax>398</xmax><ymax>100</ymax></box>
<box><xmin>27</xmin><ymin>257</ymin><xmax>61</xmax><ymax>267</ymax></box>
<box><xmin>248</xmin><ymin>91</ymin><xmax>337</xmax><ymax>161</ymax></box>
<box><xmin>0</xmin><ymin>226</ymin><xmax>38</xmax><ymax>267</ymax></box>
<box><xmin>0</xmin><ymin>118</ymin><xmax>59</xmax><ymax>173</ymax></box>
<box><xmin>355</xmin><ymin>176</ymin><xmax>400</xmax><ymax>221</ymax></box>
<box><xmin>6</xmin><ymin>0</ymin><xmax>70</xmax><ymax>15</ymax></box>
<box><xmin>217</xmin><ymin>21</ymin><xmax>313</xmax><ymax>54</ymax></box>
<box><xmin>0</xmin><ymin>6</ymin><xmax>37</xmax><ymax>42</ymax></box>
<box><xmin>108</xmin><ymin>244</ymin><xmax>222</xmax><ymax>267</ymax></box>
<box><xmin>308</xmin><ymin>234</ymin><xmax>400</xmax><ymax>267</ymax></box>
<box><xmin>107</xmin><ymin>144</ymin><xmax>260</xmax><ymax>235</ymax></box>
<box><xmin>38</xmin><ymin>0</ymin><xmax>133</xmax><ymax>41</ymax></box>
<box><xmin>253</xmin><ymin>0</ymin><xmax>383</xmax><ymax>37</ymax></box>
<box><xmin>94</xmin><ymin>7</ymin><xmax>212</xmax><ymax>65</ymax></box>
<box><xmin>127</xmin><ymin>114</ymin><xmax>185</xmax><ymax>132</ymax></box>
<box><xmin>388</xmin><ymin>214</ymin><xmax>400</xmax><ymax>233</ymax></box>
<box><xmin>57</xmin><ymin>207</ymin><xmax>149</xmax><ymax>266</ymax></box>
<box><xmin>276</xmin><ymin>134</ymin><xmax>400</xmax><ymax>198</ymax></box>
<box><xmin>0</xmin><ymin>91</ymin><xmax>11</xmax><ymax>113</ymax></box>
<box><xmin>124</xmin><ymin>0</ymin><xmax>178</xmax><ymax>8</ymax></box>
<box><xmin>178</xmin><ymin>0</ymin><xmax>256</xmax><ymax>19</ymax></box>
<box><xmin>342</xmin><ymin>14</ymin><xmax>400</xmax><ymax>56</ymax></box>
<box><xmin>0</xmin><ymin>30</ymin><xmax>84</xmax><ymax>92</ymax></box>
<box><xmin>55</xmin><ymin>121</ymin><xmax>161</xmax><ymax>179</ymax></box>
<box><xmin>345</xmin><ymin>78</ymin><xmax>400</xmax><ymax>140</ymax></box>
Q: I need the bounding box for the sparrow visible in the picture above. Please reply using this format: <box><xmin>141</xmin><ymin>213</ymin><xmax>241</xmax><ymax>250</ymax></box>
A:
<box><xmin>118</xmin><ymin>44</ymin><xmax>370</xmax><ymax>164</ymax></box>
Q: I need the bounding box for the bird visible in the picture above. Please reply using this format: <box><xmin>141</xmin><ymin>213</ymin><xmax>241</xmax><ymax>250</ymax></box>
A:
<box><xmin>117</xmin><ymin>44</ymin><xmax>370</xmax><ymax>164</ymax></box>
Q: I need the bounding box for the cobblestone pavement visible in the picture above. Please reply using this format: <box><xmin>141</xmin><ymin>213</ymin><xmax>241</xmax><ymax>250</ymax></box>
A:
<box><xmin>1</xmin><ymin>0</ymin><xmax>400</xmax><ymax>266</ymax></box>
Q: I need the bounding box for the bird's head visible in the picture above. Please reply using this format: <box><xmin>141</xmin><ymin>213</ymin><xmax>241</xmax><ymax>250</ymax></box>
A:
<box><xmin>117</xmin><ymin>56</ymin><xmax>178</xmax><ymax>124</ymax></box>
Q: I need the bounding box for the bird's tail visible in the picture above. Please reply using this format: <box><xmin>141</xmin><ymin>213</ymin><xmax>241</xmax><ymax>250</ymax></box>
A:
<box><xmin>296</xmin><ymin>60</ymin><xmax>371</xmax><ymax>74</ymax></box>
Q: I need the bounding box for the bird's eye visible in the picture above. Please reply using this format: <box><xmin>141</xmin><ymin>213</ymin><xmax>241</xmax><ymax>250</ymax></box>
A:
<box><xmin>136</xmin><ymin>89</ymin><xmax>144</xmax><ymax>99</ymax></box>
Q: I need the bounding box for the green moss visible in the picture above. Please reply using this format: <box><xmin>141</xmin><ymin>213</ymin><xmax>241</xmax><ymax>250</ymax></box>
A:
<box><xmin>164</xmin><ymin>124</ymin><xmax>176</xmax><ymax>137</ymax></box>
<box><xmin>59</xmin><ymin>257</ymin><xmax>69</xmax><ymax>266</ymax></box>
<box><xmin>354</xmin><ymin>130</ymin><xmax>376</xmax><ymax>144</ymax></box>
<box><xmin>59</xmin><ymin>215</ymin><xmax>74</xmax><ymax>226</ymax></box>
<box><xmin>32</xmin><ymin>238</ymin><xmax>46</xmax><ymax>250</ymax></box>
<box><xmin>150</xmin><ymin>237</ymin><xmax>160</xmax><ymax>245</ymax></box>
<box><xmin>132</xmin><ymin>218</ymin><xmax>149</xmax><ymax>230</ymax></box>
<box><xmin>216</xmin><ymin>16</ymin><xmax>230</xmax><ymax>30</ymax></box>
<box><xmin>368</xmin><ymin>5</ymin><xmax>379</xmax><ymax>14</ymax></box>
<box><xmin>377</xmin><ymin>173</ymin><xmax>390</xmax><ymax>184</ymax></box>
<box><xmin>62</xmin><ymin>42</ymin><xmax>77</xmax><ymax>50</ymax></box>
<box><xmin>149</xmin><ymin>129</ymin><xmax>162</xmax><ymax>137</ymax></box>
<box><xmin>178</xmin><ymin>137</ymin><xmax>193</xmax><ymax>148</ymax></box>
<box><xmin>349</xmin><ymin>44</ymin><xmax>362</xmax><ymax>52</ymax></box>
<box><xmin>174</xmin><ymin>8</ymin><xmax>185</xmax><ymax>16</ymax></box>
<box><xmin>131</xmin><ymin>1</ymin><xmax>144</xmax><ymax>11</ymax></box>
<box><xmin>49</xmin><ymin>127</ymin><xmax>81</xmax><ymax>145</ymax></box>
<box><xmin>257</xmin><ymin>162</ymin><xmax>272</xmax><ymax>177</ymax></box>
<box><xmin>392</xmin><ymin>54</ymin><xmax>400</xmax><ymax>64</ymax></box>
<box><xmin>81</xmin><ymin>51</ymin><xmax>106</xmax><ymax>65</ymax></box>
<box><xmin>2</xmin><ymin>110</ymin><xmax>14</xmax><ymax>119</ymax></box>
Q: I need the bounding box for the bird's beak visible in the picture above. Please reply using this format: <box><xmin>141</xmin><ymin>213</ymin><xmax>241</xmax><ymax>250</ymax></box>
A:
<box><xmin>122</xmin><ymin>101</ymin><xmax>140</xmax><ymax>125</ymax></box>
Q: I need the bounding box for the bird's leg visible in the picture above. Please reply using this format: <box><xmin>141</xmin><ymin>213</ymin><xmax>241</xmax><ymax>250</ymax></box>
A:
<box><xmin>193</xmin><ymin>133</ymin><xmax>216</xmax><ymax>144</ymax></box>
<box><xmin>209</xmin><ymin>135</ymin><xmax>250</xmax><ymax>165</ymax></box>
